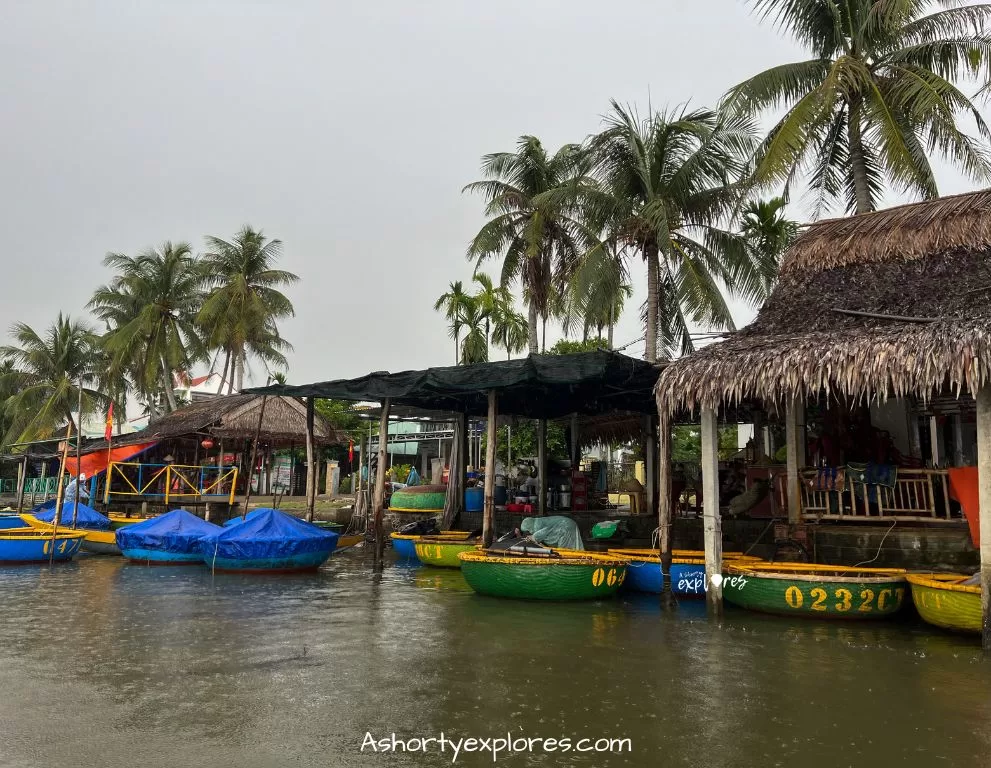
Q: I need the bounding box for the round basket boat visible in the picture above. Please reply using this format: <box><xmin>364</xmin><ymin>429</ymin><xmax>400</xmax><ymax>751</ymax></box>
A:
<box><xmin>413</xmin><ymin>536</ymin><xmax>480</xmax><ymax>568</ymax></box>
<box><xmin>606</xmin><ymin>548</ymin><xmax>763</xmax><ymax>596</ymax></box>
<box><xmin>390</xmin><ymin>530</ymin><xmax>472</xmax><ymax>562</ymax></box>
<box><xmin>907</xmin><ymin>573</ymin><xmax>980</xmax><ymax>635</ymax></box>
<box><xmin>722</xmin><ymin>562</ymin><xmax>908</xmax><ymax>619</ymax></box>
<box><xmin>389</xmin><ymin>485</ymin><xmax>447</xmax><ymax>513</ymax></box>
<box><xmin>459</xmin><ymin>548</ymin><xmax>629</xmax><ymax>600</ymax></box>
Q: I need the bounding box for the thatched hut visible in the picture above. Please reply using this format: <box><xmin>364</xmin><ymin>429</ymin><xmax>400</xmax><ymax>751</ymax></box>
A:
<box><xmin>655</xmin><ymin>189</ymin><xmax>991</xmax><ymax>632</ymax></box>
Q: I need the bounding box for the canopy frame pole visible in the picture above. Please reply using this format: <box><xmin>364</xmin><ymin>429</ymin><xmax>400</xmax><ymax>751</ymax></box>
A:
<box><xmin>977</xmin><ymin>385</ymin><xmax>991</xmax><ymax>651</ymax></box>
<box><xmin>657</xmin><ymin>407</ymin><xmax>675</xmax><ymax>609</ymax></box>
<box><xmin>785</xmin><ymin>397</ymin><xmax>803</xmax><ymax>525</ymax></box>
<box><xmin>372</xmin><ymin>398</ymin><xmax>392</xmax><ymax>568</ymax></box>
<box><xmin>701</xmin><ymin>406</ymin><xmax>722</xmax><ymax>615</ymax></box>
<box><xmin>537</xmin><ymin>419</ymin><xmax>547</xmax><ymax>516</ymax></box>
<box><xmin>242</xmin><ymin>395</ymin><xmax>269</xmax><ymax>519</ymax></box>
<box><xmin>305</xmin><ymin>397</ymin><xmax>316</xmax><ymax>522</ymax></box>
<box><xmin>483</xmin><ymin>390</ymin><xmax>498</xmax><ymax>547</ymax></box>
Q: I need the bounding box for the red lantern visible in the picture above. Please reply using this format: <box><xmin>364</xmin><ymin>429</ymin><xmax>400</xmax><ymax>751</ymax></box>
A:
<box><xmin>201</xmin><ymin>438</ymin><xmax>215</xmax><ymax>450</ymax></box>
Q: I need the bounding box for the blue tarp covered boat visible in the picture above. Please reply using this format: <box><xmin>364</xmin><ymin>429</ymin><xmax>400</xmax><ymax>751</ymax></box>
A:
<box><xmin>117</xmin><ymin>509</ymin><xmax>222</xmax><ymax>564</ymax></box>
<box><xmin>200</xmin><ymin>508</ymin><xmax>338</xmax><ymax>572</ymax></box>
<box><xmin>32</xmin><ymin>502</ymin><xmax>112</xmax><ymax>531</ymax></box>
<box><xmin>222</xmin><ymin>508</ymin><xmax>267</xmax><ymax>527</ymax></box>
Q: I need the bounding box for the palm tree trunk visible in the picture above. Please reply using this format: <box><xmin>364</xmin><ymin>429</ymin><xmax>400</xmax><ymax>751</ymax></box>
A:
<box><xmin>162</xmin><ymin>362</ymin><xmax>178</xmax><ymax>412</ymax></box>
<box><xmin>218</xmin><ymin>349</ymin><xmax>231</xmax><ymax>394</ymax></box>
<box><xmin>847</xmin><ymin>98</ymin><xmax>872</xmax><ymax>215</ymax></box>
<box><xmin>645</xmin><ymin>243</ymin><xmax>660</xmax><ymax>364</ymax></box>
<box><xmin>608</xmin><ymin>301</ymin><xmax>615</xmax><ymax>349</ymax></box>
<box><xmin>541</xmin><ymin>315</ymin><xmax>547</xmax><ymax>353</ymax></box>
<box><xmin>235</xmin><ymin>349</ymin><xmax>245</xmax><ymax>392</ymax></box>
<box><xmin>527</xmin><ymin>303</ymin><xmax>538</xmax><ymax>355</ymax></box>
<box><xmin>454</xmin><ymin>331</ymin><xmax>460</xmax><ymax>365</ymax></box>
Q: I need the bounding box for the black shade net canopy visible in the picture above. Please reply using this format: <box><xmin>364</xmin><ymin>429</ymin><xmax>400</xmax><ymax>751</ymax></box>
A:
<box><xmin>246</xmin><ymin>351</ymin><xmax>661</xmax><ymax>419</ymax></box>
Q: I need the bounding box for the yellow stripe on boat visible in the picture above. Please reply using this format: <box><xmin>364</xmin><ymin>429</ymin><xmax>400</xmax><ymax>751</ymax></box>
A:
<box><xmin>907</xmin><ymin>573</ymin><xmax>981</xmax><ymax>634</ymax></box>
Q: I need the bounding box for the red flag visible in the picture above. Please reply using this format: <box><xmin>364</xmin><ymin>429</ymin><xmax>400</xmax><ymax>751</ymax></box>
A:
<box><xmin>104</xmin><ymin>402</ymin><xmax>114</xmax><ymax>441</ymax></box>
<box><xmin>348</xmin><ymin>439</ymin><xmax>354</xmax><ymax>464</ymax></box>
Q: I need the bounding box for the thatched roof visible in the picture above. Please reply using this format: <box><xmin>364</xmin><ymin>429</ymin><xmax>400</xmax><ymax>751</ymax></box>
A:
<box><xmin>657</xmin><ymin>189</ymin><xmax>991</xmax><ymax>412</ymax></box>
<box><xmin>99</xmin><ymin>395</ymin><xmax>340</xmax><ymax>448</ymax></box>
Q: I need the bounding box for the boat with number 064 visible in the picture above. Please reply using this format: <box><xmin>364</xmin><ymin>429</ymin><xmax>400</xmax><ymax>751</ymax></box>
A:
<box><xmin>458</xmin><ymin>548</ymin><xmax>628</xmax><ymax>600</ymax></box>
<box><xmin>907</xmin><ymin>573</ymin><xmax>980</xmax><ymax>635</ymax></box>
<box><xmin>722</xmin><ymin>562</ymin><xmax>908</xmax><ymax>619</ymax></box>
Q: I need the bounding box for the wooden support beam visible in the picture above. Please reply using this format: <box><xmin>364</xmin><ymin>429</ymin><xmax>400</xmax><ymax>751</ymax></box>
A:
<box><xmin>537</xmin><ymin>419</ymin><xmax>547</xmax><ymax>516</ymax></box>
<box><xmin>483</xmin><ymin>391</ymin><xmax>498</xmax><ymax>547</ymax></box>
<box><xmin>785</xmin><ymin>397</ymin><xmax>803</xmax><ymax>525</ymax></box>
<box><xmin>644</xmin><ymin>415</ymin><xmax>656</xmax><ymax>517</ymax></box>
<box><xmin>701</xmin><ymin>407</ymin><xmax>722</xmax><ymax>615</ymax></box>
<box><xmin>305</xmin><ymin>397</ymin><xmax>316</xmax><ymax>522</ymax></box>
<box><xmin>15</xmin><ymin>456</ymin><xmax>26</xmax><ymax>513</ymax></box>
<box><xmin>372</xmin><ymin>398</ymin><xmax>392</xmax><ymax>568</ymax></box>
<box><xmin>976</xmin><ymin>386</ymin><xmax>991</xmax><ymax>651</ymax></box>
<box><xmin>241</xmin><ymin>396</ymin><xmax>269</xmax><ymax>518</ymax></box>
<box><xmin>930</xmin><ymin>415</ymin><xmax>941</xmax><ymax>468</ymax></box>
<box><xmin>657</xmin><ymin>408</ymin><xmax>675</xmax><ymax>609</ymax></box>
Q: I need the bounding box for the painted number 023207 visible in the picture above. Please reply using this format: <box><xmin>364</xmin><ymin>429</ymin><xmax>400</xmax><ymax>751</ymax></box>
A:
<box><xmin>783</xmin><ymin>584</ymin><xmax>905</xmax><ymax>613</ymax></box>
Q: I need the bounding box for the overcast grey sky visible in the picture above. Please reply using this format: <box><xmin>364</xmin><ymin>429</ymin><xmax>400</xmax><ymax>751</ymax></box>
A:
<box><xmin>1</xmin><ymin>1</ymin><xmax>982</xmax><ymax>387</ymax></box>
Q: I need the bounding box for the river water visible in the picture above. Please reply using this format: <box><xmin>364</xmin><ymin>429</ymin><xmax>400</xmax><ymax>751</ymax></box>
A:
<box><xmin>0</xmin><ymin>551</ymin><xmax>987</xmax><ymax>768</ymax></box>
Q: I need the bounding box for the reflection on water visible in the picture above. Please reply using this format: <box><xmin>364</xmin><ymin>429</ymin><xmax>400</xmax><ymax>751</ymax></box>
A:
<box><xmin>0</xmin><ymin>551</ymin><xmax>987</xmax><ymax>768</ymax></box>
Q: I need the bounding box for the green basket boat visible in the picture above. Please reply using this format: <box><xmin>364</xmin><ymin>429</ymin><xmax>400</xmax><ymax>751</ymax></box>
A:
<box><xmin>907</xmin><ymin>573</ymin><xmax>980</xmax><ymax>635</ymax></box>
<box><xmin>722</xmin><ymin>562</ymin><xmax>908</xmax><ymax>620</ymax></box>
<box><xmin>459</xmin><ymin>548</ymin><xmax>629</xmax><ymax>600</ymax></box>
<box><xmin>414</xmin><ymin>535</ymin><xmax>480</xmax><ymax>567</ymax></box>
<box><xmin>389</xmin><ymin>485</ymin><xmax>447</xmax><ymax>514</ymax></box>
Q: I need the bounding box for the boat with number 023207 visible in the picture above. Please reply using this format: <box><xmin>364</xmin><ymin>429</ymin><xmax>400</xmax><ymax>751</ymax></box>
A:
<box><xmin>458</xmin><ymin>548</ymin><xmax>628</xmax><ymax>600</ymax></box>
<box><xmin>722</xmin><ymin>562</ymin><xmax>908</xmax><ymax>619</ymax></box>
<box><xmin>907</xmin><ymin>573</ymin><xmax>980</xmax><ymax>635</ymax></box>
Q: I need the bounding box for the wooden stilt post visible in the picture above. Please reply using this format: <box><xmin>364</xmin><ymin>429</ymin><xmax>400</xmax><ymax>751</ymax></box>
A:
<box><xmin>537</xmin><ymin>419</ymin><xmax>547</xmax><ymax>516</ymax></box>
<box><xmin>48</xmin><ymin>424</ymin><xmax>73</xmax><ymax>565</ymax></box>
<box><xmin>701</xmin><ymin>407</ymin><xmax>722</xmax><ymax>615</ymax></box>
<box><xmin>305</xmin><ymin>397</ymin><xmax>316</xmax><ymax>522</ymax></box>
<box><xmin>372</xmin><ymin>398</ymin><xmax>391</xmax><ymax>568</ymax></box>
<box><xmin>15</xmin><ymin>455</ymin><xmax>26</xmax><ymax>513</ymax></box>
<box><xmin>657</xmin><ymin>407</ymin><xmax>675</xmax><ymax>609</ymax></box>
<box><xmin>71</xmin><ymin>374</ymin><xmax>83</xmax><ymax>528</ymax></box>
<box><xmin>241</xmin><ymin>395</ymin><xmax>269</xmax><ymax>519</ymax></box>
<box><xmin>976</xmin><ymin>386</ymin><xmax>991</xmax><ymax>651</ymax></box>
<box><xmin>644</xmin><ymin>415</ymin><xmax>656</xmax><ymax>518</ymax></box>
<box><xmin>785</xmin><ymin>397</ymin><xmax>803</xmax><ymax>525</ymax></box>
<box><xmin>483</xmin><ymin>390</ymin><xmax>498</xmax><ymax>547</ymax></box>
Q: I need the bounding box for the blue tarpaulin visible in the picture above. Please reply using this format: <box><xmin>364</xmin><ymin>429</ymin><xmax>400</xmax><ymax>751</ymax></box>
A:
<box><xmin>34</xmin><ymin>502</ymin><xmax>111</xmax><ymax>530</ymax></box>
<box><xmin>116</xmin><ymin>509</ymin><xmax>221</xmax><ymax>555</ymax></box>
<box><xmin>200</xmin><ymin>508</ymin><xmax>338</xmax><ymax>564</ymax></box>
<box><xmin>222</xmin><ymin>508</ymin><xmax>267</xmax><ymax>527</ymax></box>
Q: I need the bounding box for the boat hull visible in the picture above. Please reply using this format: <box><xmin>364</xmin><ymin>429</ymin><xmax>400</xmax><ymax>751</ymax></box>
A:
<box><xmin>122</xmin><ymin>547</ymin><xmax>204</xmax><ymax>565</ymax></box>
<box><xmin>414</xmin><ymin>538</ymin><xmax>479</xmax><ymax>568</ymax></box>
<box><xmin>0</xmin><ymin>530</ymin><xmax>86</xmax><ymax>562</ymax></box>
<box><xmin>459</xmin><ymin>549</ymin><xmax>628</xmax><ymax>600</ymax></box>
<box><xmin>907</xmin><ymin>574</ymin><xmax>980</xmax><ymax>634</ymax></box>
<box><xmin>607</xmin><ymin>549</ymin><xmax>762</xmax><ymax>596</ymax></box>
<box><xmin>335</xmin><ymin>534</ymin><xmax>364</xmax><ymax>550</ymax></box>
<box><xmin>391</xmin><ymin>534</ymin><xmax>420</xmax><ymax>561</ymax></box>
<box><xmin>0</xmin><ymin>515</ymin><xmax>26</xmax><ymax>530</ymax></box>
<box><xmin>206</xmin><ymin>547</ymin><xmax>335</xmax><ymax>573</ymax></box>
<box><xmin>723</xmin><ymin>563</ymin><xmax>908</xmax><ymax>619</ymax></box>
<box><xmin>108</xmin><ymin>514</ymin><xmax>153</xmax><ymax>530</ymax></box>
<box><xmin>80</xmin><ymin>530</ymin><xmax>121</xmax><ymax>555</ymax></box>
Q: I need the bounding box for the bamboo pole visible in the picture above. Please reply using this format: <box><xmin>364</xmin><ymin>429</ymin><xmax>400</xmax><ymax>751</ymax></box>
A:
<box><xmin>483</xmin><ymin>391</ymin><xmax>498</xmax><ymax>547</ymax></box>
<box><xmin>657</xmin><ymin>408</ymin><xmax>675</xmax><ymax>609</ymax></box>
<box><xmin>15</xmin><ymin>455</ymin><xmax>26</xmax><ymax>513</ymax></box>
<box><xmin>372</xmin><ymin>398</ymin><xmax>391</xmax><ymax>568</ymax></box>
<box><xmin>785</xmin><ymin>397</ymin><xmax>803</xmax><ymax>525</ymax></box>
<box><xmin>71</xmin><ymin>375</ymin><xmax>83</xmax><ymax>528</ymax></box>
<box><xmin>976</xmin><ymin>385</ymin><xmax>991</xmax><ymax>651</ymax></box>
<box><xmin>537</xmin><ymin>419</ymin><xmax>547</xmax><ymax>516</ymax></box>
<box><xmin>241</xmin><ymin>395</ymin><xmax>269</xmax><ymax>519</ymax></box>
<box><xmin>48</xmin><ymin>424</ymin><xmax>73</xmax><ymax>565</ymax></box>
<box><xmin>305</xmin><ymin>397</ymin><xmax>316</xmax><ymax>522</ymax></box>
<box><xmin>701</xmin><ymin>407</ymin><xmax>722</xmax><ymax>615</ymax></box>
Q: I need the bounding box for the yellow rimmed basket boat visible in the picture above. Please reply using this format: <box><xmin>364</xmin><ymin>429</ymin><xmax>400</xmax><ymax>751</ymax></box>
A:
<box><xmin>390</xmin><ymin>531</ymin><xmax>474</xmax><ymax>563</ymax></box>
<box><xmin>458</xmin><ymin>548</ymin><xmax>629</xmax><ymax>600</ymax></box>
<box><xmin>606</xmin><ymin>548</ymin><xmax>763</xmax><ymax>596</ymax></box>
<box><xmin>413</xmin><ymin>535</ymin><xmax>481</xmax><ymax>567</ymax></box>
<box><xmin>21</xmin><ymin>514</ymin><xmax>121</xmax><ymax>555</ymax></box>
<box><xmin>907</xmin><ymin>573</ymin><xmax>980</xmax><ymax>635</ymax></box>
<box><xmin>722</xmin><ymin>562</ymin><xmax>908</xmax><ymax>619</ymax></box>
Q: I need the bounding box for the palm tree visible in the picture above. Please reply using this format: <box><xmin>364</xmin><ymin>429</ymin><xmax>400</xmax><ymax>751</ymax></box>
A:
<box><xmin>434</xmin><ymin>280</ymin><xmax>475</xmax><ymax>364</ymax></box>
<box><xmin>90</xmin><ymin>242</ymin><xmax>206</xmax><ymax>413</ymax></box>
<box><xmin>724</xmin><ymin>0</ymin><xmax>991</xmax><ymax>215</ymax></box>
<box><xmin>458</xmin><ymin>301</ymin><xmax>489</xmax><ymax>365</ymax></box>
<box><xmin>563</xmin><ymin>241</ymin><xmax>632</xmax><ymax>347</ymax></box>
<box><xmin>490</xmin><ymin>299</ymin><xmax>530</xmax><ymax>360</ymax></box>
<box><xmin>740</xmin><ymin>196</ymin><xmax>799</xmax><ymax>294</ymax></box>
<box><xmin>471</xmin><ymin>272</ymin><xmax>503</xmax><ymax>349</ymax></box>
<box><xmin>198</xmin><ymin>226</ymin><xmax>298</xmax><ymax>393</ymax></box>
<box><xmin>464</xmin><ymin>136</ymin><xmax>591</xmax><ymax>354</ymax></box>
<box><xmin>582</xmin><ymin>102</ymin><xmax>764</xmax><ymax>362</ymax></box>
<box><xmin>0</xmin><ymin>314</ymin><xmax>103</xmax><ymax>443</ymax></box>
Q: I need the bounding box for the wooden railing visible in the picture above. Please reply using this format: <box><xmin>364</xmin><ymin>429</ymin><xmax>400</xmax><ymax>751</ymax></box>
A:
<box><xmin>795</xmin><ymin>467</ymin><xmax>952</xmax><ymax>522</ymax></box>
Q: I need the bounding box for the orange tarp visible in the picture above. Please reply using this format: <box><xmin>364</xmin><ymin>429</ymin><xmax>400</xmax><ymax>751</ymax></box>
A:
<box><xmin>947</xmin><ymin>466</ymin><xmax>979</xmax><ymax>547</ymax></box>
<box><xmin>65</xmin><ymin>443</ymin><xmax>157</xmax><ymax>478</ymax></box>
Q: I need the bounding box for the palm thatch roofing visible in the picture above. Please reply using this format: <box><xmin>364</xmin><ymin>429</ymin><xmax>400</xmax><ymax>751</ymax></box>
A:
<box><xmin>657</xmin><ymin>189</ymin><xmax>991</xmax><ymax>412</ymax></box>
<box><xmin>92</xmin><ymin>395</ymin><xmax>340</xmax><ymax>448</ymax></box>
